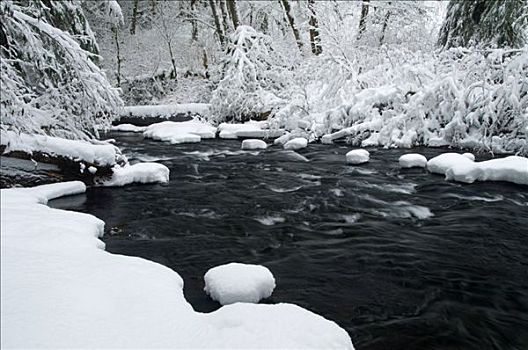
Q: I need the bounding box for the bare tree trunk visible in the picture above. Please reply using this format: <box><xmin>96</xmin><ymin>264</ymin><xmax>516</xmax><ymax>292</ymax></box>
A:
<box><xmin>379</xmin><ymin>3</ymin><xmax>391</xmax><ymax>46</ymax></box>
<box><xmin>280</xmin><ymin>0</ymin><xmax>303</xmax><ymax>52</ymax></box>
<box><xmin>190</xmin><ymin>0</ymin><xmax>198</xmax><ymax>42</ymax></box>
<box><xmin>357</xmin><ymin>0</ymin><xmax>370</xmax><ymax>39</ymax></box>
<box><xmin>307</xmin><ymin>0</ymin><xmax>322</xmax><ymax>55</ymax></box>
<box><xmin>167</xmin><ymin>40</ymin><xmax>177</xmax><ymax>80</ymax></box>
<box><xmin>130</xmin><ymin>0</ymin><xmax>139</xmax><ymax>35</ymax></box>
<box><xmin>209</xmin><ymin>0</ymin><xmax>226</xmax><ymax>47</ymax></box>
<box><xmin>226</xmin><ymin>0</ymin><xmax>240</xmax><ymax>29</ymax></box>
<box><xmin>151</xmin><ymin>0</ymin><xmax>157</xmax><ymax>15</ymax></box>
<box><xmin>219</xmin><ymin>0</ymin><xmax>231</xmax><ymax>33</ymax></box>
<box><xmin>112</xmin><ymin>27</ymin><xmax>122</xmax><ymax>87</ymax></box>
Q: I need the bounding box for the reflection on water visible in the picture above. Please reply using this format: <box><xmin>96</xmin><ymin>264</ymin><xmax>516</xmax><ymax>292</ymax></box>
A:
<box><xmin>50</xmin><ymin>133</ymin><xmax>528</xmax><ymax>350</ymax></box>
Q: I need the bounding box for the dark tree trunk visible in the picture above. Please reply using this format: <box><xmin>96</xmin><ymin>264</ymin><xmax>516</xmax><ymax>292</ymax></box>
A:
<box><xmin>308</xmin><ymin>0</ymin><xmax>322</xmax><ymax>55</ymax></box>
<box><xmin>280</xmin><ymin>0</ymin><xmax>303</xmax><ymax>52</ymax></box>
<box><xmin>209</xmin><ymin>0</ymin><xmax>225</xmax><ymax>47</ymax></box>
<box><xmin>357</xmin><ymin>0</ymin><xmax>370</xmax><ymax>39</ymax></box>
<box><xmin>379</xmin><ymin>2</ymin><xmax>391</xmax><ymax>45</ymax></box>
<box><xmin>190</xmin><ymin>0</ymin><xmax>198</xmax><ymax>41</ymax></box>
<box><xmin>113</xmin><ymin>27</ymin><xmax>122</xmax><ymax>87</ymax></box>
<box><xmin>219</xmin><ymin>0</ymin><xmax>231</xmax><ymax>33</ymax></box>
<box><xmin>130</xmin><ymin>0</ymin><xmax>139</xmax><ymax>35</ymax></box>
<box><xmin>226</xmin><ymin>0</ymin><xmax>240</xmax><ymax>29</ymax></box>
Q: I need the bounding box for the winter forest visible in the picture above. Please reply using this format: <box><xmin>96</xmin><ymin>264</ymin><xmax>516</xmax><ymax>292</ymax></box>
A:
<box><xmin>1</xmin><ymin>0</ymin><xmax>528</xmax><ymax>349</ymax></box>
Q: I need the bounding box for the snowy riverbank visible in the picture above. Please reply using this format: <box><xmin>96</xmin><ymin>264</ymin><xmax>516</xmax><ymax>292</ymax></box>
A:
<box><xmin>0</xmin><ymin>182</ymin><xmax>353</xmax><ymax>348</ymax></box>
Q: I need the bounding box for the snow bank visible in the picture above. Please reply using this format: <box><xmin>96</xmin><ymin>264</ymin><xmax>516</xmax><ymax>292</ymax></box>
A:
<box><xmin>399</xmin><ymin>154</ymin><xmax>427</xmax><ymax>168</ymax></box>
<box><xmin>346</xmin><ymin>149</ymin><xmax>370</xmax><ymax>164</ymax></box>
<box><xmin>204</xmin><ymin>263</ymin><xmax>275</xmax><ymax>305</ymax></box>
<box><xmin>143</xmin><ymin>120</ymin><xmax>217</xmax><ymax>144</ymax></box>
<box><xmin>1</xmin><ymin>130</ymin><xmax>118</xmax><ymax>166</ymax></box>
<box><xmin>1</xmin><ymin>183</ymin><xmax>353</xmax><ymax>349</ymax></box>
<box><xmin>241</xmin><ymin>139</ymin><xmax>267</xmax><ymax>150</ymax></box>
<box><xmin>445</xmin><ymin>156</ymin><xmax>528</xmax><ymax>185</ymax></box>
<box><xmin>120</xmin><ymin>103</ymin><xmax>210</xmax><ymax>118</ymax></box>
<box><xmin>111</xmin><ymin>124</ymin><xmax>146</xmax><ymax>133</ymax></box>
<box><xmin>218</xmin><ymin>121</ymin><xmax>284</xmax><ymax>139</ymax></box>
<box><xmin>284</xmin><ymin>137</ymin><xmax>308</xmax><ymax>150</ymax></box>
<box><xmin>101</xmin><ymin>163</ymin><xmax>170</xmax><ymax>187</ymax></box>
<box><xmin>427</xmin><ymin>153</ymin><xmax>474</xmax><ymax>175</ymax></box>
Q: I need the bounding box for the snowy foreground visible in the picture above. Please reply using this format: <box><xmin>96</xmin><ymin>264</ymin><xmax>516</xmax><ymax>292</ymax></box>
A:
<box><xmin>1</xmin><ymin>182</ymin><xmax>353</xmax><ymax>349</ymax></box>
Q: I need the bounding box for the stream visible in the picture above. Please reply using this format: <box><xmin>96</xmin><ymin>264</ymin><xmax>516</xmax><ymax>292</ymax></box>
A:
<box><xmin>50</xmin><ymin>132</ymin><xmax>528</xmax><ymax>350</ymax></box>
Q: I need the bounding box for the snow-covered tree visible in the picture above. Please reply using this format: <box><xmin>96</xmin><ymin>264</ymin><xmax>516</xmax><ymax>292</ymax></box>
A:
<box><xmin>0</xmin><ymin>0</ymin><xmax>122</xmax><ymax>140</ymax></box>
<box><xmin>210</xmin><ymin>25</ymin><xmax>290</xmax><ymax>123</ymax></box>
<box><xmin>438</xmin><ymin>0</ymin><xmax>528</xmax><ymax>49</ymax></box>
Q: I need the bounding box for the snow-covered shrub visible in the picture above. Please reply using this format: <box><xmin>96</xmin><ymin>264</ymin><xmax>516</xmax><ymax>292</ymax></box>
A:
<box><xmin>210</xmin><ymin>25</ymin><xmax>291</xmax><ymax>124</ymax></box>
<box><xmin>275</xmin><ymin>46</ymin><xmax>528</xmax><ymax>155</ymax></box>
<box><xmin>0</xmin><ymin>1</ymin><xmax>122</xmax><ymax>140</ymax></box>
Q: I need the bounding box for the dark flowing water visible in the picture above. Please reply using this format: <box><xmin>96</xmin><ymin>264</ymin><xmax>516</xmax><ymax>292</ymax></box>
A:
<box><xmin>50</xmin><ymin>132</ymin><xmax>528</xmax><ymax>350</ymax></box>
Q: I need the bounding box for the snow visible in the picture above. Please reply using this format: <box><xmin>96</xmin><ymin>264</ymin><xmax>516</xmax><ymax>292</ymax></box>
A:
<box><xmin>1</xmin><ymin>130</ymin><xmax>118</xmax><ymax>166</ymax></box>
<box><xmin>218</xmin><ymin>121</ymin><xmax>284</xmax><ymax>139</ymax></box>
<box><xmin>241</xmin><ymin>139</ymin><xmax>267</xmax><ymax>150</ymax></box>
<box><xmin>399</xmin><ymin>153</ymin><xmax>428</xmax><ymax>168</ymax></box>
<box><xmin>346</xmin><ymin>149</ymin><xmax>370</xmax><ymax>164</ymax></box>
<box><xmin>111</xmin><ymin>124</ymin><xmax>146</xmax><ymax>133</ymax></box>
<box><xmin>284</xmin><ymin>137</ymin><xmax>308</xmax><ymax>150</ymax></box>
<box><xmin>204</xmin><ymin>263</ymin><xmax>276</xmax><ymax>305</ymax></box>
<box><xmin>1</xmin><ymin>182</ymin><xmax>353</xmax><ymax>349</ymax></box>
<box><xmin>143</xmin><ymin>120</ymin><xmax>217</xmax><ymax>144</ymax></box>
<box><xmin>101</xmin><ymin>162</ymin><xmax>170</xmax><ymax>187</ymax></box>
<box><xmin>445</xmin><ymin>156</ymin><xmax>528</xmax><ymax>185</ymax></box>
<box><xmin>462</xmin><ymin>153</ymin><xmax>475</xmax><ymax>161</ymax></box>
<box><xmin>427</xmin><ymin>153</ymin><xmax>474</xmax><ymax>175</ymax></box>
<box><xmin>120</xmin><ymin>104</ymin><xmax>210</xmax><ymax>118</ymax></box>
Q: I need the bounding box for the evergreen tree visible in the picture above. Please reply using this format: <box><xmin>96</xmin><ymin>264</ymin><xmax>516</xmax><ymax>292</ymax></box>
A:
<box><xmin>0</xmin><ymin>0</ymin><xmax>121</xmax><ymax>140</ymax></box>
<box><xmin>438</xmin><ymin>0</ymin><xmax>528</xmax><ymax>49</ymax></box>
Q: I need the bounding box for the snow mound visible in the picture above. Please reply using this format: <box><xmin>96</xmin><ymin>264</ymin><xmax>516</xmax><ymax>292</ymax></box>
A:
<box><xmin>346</xmin><ymin>149</ymin><xmax>370</xmax><ymax>164</ymax></box>
<box><xmin>102</xmin><ymin>163</ymin><xmax>170</xmax><ymax>187</ymax></box>
<box><xmin>204</xmin><ymin>263</ymin><xmax>276</xmax><ymax>305</ymax></box>
<box><xmin>1</xmin><ymin>130</ymin><xmax>118</xmax><ymax>166</ymax></box>
<box><xmin>445</xmin><ymin>156</ymin><xmax>528</xmax><ymax>185</ymax></box>
<box><xmin>399</xmin><ymin>154</ymin><xmax>427</xmax><ymax>168</ymax></box>
<box><xmin>462</xmin><ymin>153</ymin><xmax>475</xmax><ymax>161</ymax></box>
<box><xmin>120</xmin><ymin>103</ymin><xmax>210</xmax><ymax>118</ymax></box>
<box><xmin>427</xmin><ymin>153</ymin><xmax>474</xmax><ymax>175</ymax></box>
<box><xmin>284</xmin><ymin>138</ymin><xmax>308</xmax><ymax>150</ymax></box>
<box><xmin>111</xmin><ymin>124</ymin><xmax>146</xmax><ymax>133</ymax></box>
<box><xmin>1</xmin><ymin>183</ymin><xmax>353</xmax><ymax>349</ymax></box>
<box><xmin>218</xmin><ymin>121</ymin><xmax>285</xmax><ymax>139</ymax></box>
<box><xmin>143</xmin><ymin>120</ymin><xmax>217</xmax><ymax>144</ymax></box>
<box><xmin>241</xmin><ymin>139</ymin><xmax>267</xmax><ymax>150</ymax></box>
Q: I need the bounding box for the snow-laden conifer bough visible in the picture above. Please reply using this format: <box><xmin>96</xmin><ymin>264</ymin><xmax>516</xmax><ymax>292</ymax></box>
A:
<box><xmin>1</xmin><ymin>182</ymin><xmax>354</xmax><ymax>349</ymax></box>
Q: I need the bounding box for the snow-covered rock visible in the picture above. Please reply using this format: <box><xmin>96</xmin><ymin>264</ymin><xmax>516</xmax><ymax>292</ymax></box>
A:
<box><xmin>204</xmin><ymin>263</ymin><xmax>275</xmax><ymax>305</ymax></box>
<box><xmin>111</xmin><ymin>124</ymin><xmax>147</xmax><ymax>133</ymax></box>
<box><xmin>241</xmin><ymin>139</ymin><xmax>267</xmax><ymax>150</ymax></box>
<box><xmin>462</xmin><ymin>153</ymin><xmax>475</xmax><ymax>161</ymax></box>
<box><xmin>427</xmin><ymin>153</ymin><xmax>474</xmax><ymax>175</ymax></box>
<box><xmin>1</xmin><ymin>182</ymin><xmax>353</xmax><ymax>349</ymax></box>
<box><xmin>445</xmin><ymin>156</ymin><xmax>528</xmax><ymax>185</ymax></box>
<box><xmin>101</xmin><ymin>163</ymin><xmax>170</xmax><ymax>187</ymax></box>
<box><xmin>218</xmin><ymin>121</ymin><xmax>264</xmax><ymax>139</ymax></box>
<box><xmin>143</xmin><ymin>120</ymin><xmax>217</xmax><ymax>144</ymax></box>
<box><xmin>284</xmin><ymin>138</ymin><xmax>308</xmax><ymax>150</ymax></box>
<box><xmin>1</xmin><ymin>130</ymin><xmax>119</xmax><ymax>166</ymax></box>
<box><xmin>218</xmin><ymin>121</ymin><xmax>284</xmax><ymax>139</ymax></box>
<box><xmin>346</xmin><ymin>149</ymin><xmax>370</xmax><ymax>164</ymax></box>
<box><xmin>399</xmin><ymin>154</ymin><xmax>427</xmax><ymax>168</ymax></box>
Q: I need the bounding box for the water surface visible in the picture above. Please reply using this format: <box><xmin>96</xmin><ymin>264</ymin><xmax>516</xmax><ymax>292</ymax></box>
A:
<box><xmin>51</xmin><ymin>133</ymin><xmax>528</xmax><ymax>350</ymax></box>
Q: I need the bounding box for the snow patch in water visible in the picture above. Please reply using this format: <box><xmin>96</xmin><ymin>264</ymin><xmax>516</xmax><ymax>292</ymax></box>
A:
<box><xmin>256</xmin><ymin>216</ymin><xmax>286</xmax><ymax>226</ymax></box>
<box><xmin>204</xmin><ymin>263</ymin><xmax>275</xmax><ymax>305</ymax></box>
